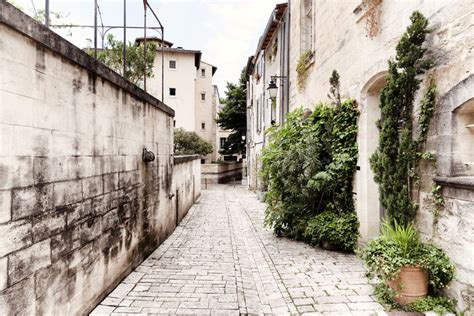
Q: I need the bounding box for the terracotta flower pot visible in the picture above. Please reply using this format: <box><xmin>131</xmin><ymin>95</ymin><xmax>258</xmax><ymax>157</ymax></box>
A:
<box><xmin>386</xmin><ymin>265</ymin><xmax>428</xmax><ymax>306</ymax></box>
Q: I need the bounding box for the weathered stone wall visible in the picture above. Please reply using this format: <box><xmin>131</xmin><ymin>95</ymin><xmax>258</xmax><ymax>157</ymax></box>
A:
<box><xmin>0</xmin><ymin>3</ymin><xmax>200</xmax><ymax>315</ymax></box>
<box><xmin>201</xmin><ymin>162</ymin><xmax>243</xmax><ymax>185</ymax></box>
<box><xmin>288</xmin><ymin>0</ymin><xmax>474</xmax><ymax>312</ymax></box>
<box><xmin>174</xmin><ymin>156</ymin><xmax>201</xmax><ymax>223</ymax></box>
<box><xmin>416</xmin><ymin>75</ymin><xmax>474</xmax><ymax>312</ymax></box>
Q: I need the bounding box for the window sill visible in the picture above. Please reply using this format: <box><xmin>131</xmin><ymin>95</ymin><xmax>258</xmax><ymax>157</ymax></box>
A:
<box><xmin>434</xmin><ymin>176</ymin><xmax>474</xmax><ymax>190</ymax></box>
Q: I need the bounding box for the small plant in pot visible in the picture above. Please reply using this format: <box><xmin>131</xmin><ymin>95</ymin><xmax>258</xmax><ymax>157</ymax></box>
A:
<box><xmin>359</xmin><ymin>222</ymin><xmax>455</xmax><ymax>306</ymax></box>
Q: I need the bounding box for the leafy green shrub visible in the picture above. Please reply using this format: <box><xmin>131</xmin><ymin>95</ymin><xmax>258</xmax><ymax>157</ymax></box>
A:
<box><xmin>174</xmin><ymin>128</ymin><xmax>213</xmax><ymax>157</ymax></box>
<box><xmin>374</xmin><ymin>283</ymin><xmax>456</xmax><ymax>315</ymax></box>
<box><xmin>261</xmin><ymin>98</ymin><xmax>359</xmax><ymax>250</ymax></box>
<box><xmin>359</xmin><ymin>222</ymin><xmax>455</xmax><ymax>289</ymax></box>
<box><xmin>406</xmin><ymin>296</ymin><xmax>456</xmax><ymax>315</ymax></box>
<box><xmin>304</xmin><ymin>211</ymin><xmax>359</xmax><ymax>252</ymax></box>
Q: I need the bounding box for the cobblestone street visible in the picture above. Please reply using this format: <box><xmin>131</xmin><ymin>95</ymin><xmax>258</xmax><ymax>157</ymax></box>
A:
<box><xmin>92</xmin><ymin>185</ymin><xmax>384</xmax><ymax>315</ymax></box>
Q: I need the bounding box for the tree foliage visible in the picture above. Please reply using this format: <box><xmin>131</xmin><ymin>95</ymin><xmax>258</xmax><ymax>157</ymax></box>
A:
<box><xmin>216</xmin><ymin>68</ymin><xmax>247</xmax><ymax>155</ymax></box>
<box><xmin>370</xmin><ymin>11</ymin><xmax>436</xmax><ymax>226</ymax></box>
<box><xmin>174</xmin><ymin>128</ymin><xmax>213</xmax><ymax>157</ymax></box>
<box><xmin>90</xmin><ymin>34</ymin><xmax>157</xmax><ymax>85</ymax></box>
<box><xmin>328</xmin><ymin>69</ymin><xmax>341</xmax><ymax>106</ymax></box>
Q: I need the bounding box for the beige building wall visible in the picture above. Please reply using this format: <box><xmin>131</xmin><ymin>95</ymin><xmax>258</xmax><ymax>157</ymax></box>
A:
<box><xmin>195</xmin><ymin>62</ymin><xmax>218</xmax><ymax>163</ymax></box>
<box><xmin>146</xmin><ymin>44</ymin><xmax>219</xmax><ymax>163</ymax></box>
<box><xmin>214</xmin><ymin>86</ymin><xmax>231</xmax><ymax>161</ymax></box>
<box><xmin>148</xmin><ymin>49</ymin><xmax>198</xmax><ymax>132</ymax></box>
<box><xmin>247</xmin><ymin>51</ymin><xmax>267</xmax><ymax>191</ymax></box>
<box><xmin>288</xmin><ymin>0</ymin><xmax>474</xmax><ymax>311</ymax></box>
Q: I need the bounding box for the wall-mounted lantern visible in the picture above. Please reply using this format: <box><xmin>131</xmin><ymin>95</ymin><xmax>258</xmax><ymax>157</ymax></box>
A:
<box><xmin>142</xmin><ymin>148</ymin><xmax>155</xmax><ymax>162</ymax></box>
<box><xmin>267</xmin><ymin>80</ymin><xmax>278</xmax><ymax>100</ymax></box>
<box><xmin>266</xmin><ymin>75</ymin><xmax>287</xmax><ymax>101</ymax></box>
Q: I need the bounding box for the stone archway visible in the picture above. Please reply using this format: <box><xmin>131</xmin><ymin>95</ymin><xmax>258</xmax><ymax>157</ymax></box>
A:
<box><xmin>355</xmin><ymin>71</ymin><xmax>387</xmax><ymax>242</ymax></box>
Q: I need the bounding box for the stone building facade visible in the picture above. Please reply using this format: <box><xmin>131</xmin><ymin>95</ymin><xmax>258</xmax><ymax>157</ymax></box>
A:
<box><xmin>246</xmin><ymin>3</ymin><xmax>290</xmax><ymax>191</ymax></box>
<box><xmin>247</xmin><ymin>0</ymin><xmax>473</xmax><ymax>312</ymax></box>
<box><xmin>0</xmin><ymin>3</ymin><xmax>201</xmax><ymax>314</ymax></box>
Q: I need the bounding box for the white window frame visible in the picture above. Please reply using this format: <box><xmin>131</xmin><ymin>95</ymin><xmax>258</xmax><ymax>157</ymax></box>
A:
<box><xmin>302</xmin><ymin>0</ymin><xmax>314</xmax><ymax>53</ymax></box>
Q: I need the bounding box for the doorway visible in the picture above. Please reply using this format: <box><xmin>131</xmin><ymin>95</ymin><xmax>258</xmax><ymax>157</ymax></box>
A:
<box><xmin>355</xmin><ymin>72</ymin><xmax>386</xmax><ymax>242</ymax></box>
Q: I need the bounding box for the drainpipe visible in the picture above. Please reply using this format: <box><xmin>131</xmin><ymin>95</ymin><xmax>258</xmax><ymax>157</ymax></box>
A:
<box><xmin>262</xmin><ymin>50</ymin><xmax>266</xmax><ymax>150</ymax></box>
<box><xmin>286</xmin><ymin>0</ymin><xmax>291</xmax><ymax>116</ymax></box>
<box><xmin>123</xmin><ymin>0</ymin><xmax>126</xmax><ymax>77</ymax></box>
<box><xmin>45</xmin><ymin>0</ymin><xmax>50</xmax><ymax>27</ymax></box>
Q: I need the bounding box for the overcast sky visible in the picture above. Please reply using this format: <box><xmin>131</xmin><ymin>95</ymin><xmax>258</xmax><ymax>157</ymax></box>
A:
<box><xmin>13</xmin><ymin>0</ymin><xmax>282</xmax><ymax>94</ymax></box>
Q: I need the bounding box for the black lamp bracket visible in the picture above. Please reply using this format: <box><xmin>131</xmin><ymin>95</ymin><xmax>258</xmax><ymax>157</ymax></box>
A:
<box><xmin>270</xmin><ymin>75</ymin><xmax>287</xmax><ymax>81</ymax></box>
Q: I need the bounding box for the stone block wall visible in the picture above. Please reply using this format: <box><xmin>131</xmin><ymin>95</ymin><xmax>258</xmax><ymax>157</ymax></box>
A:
<box><xmin>286</xmin><ymin>0</ymin><xmax>474</xmax><ymax>312</ymax></box>
<box><xmin>173</xmin><ymin>156</ymin><xmax>201</xmax><ymax>224</ymax></box>
<box><xmin>201</xmin><ymin>162</ymin><xmax>243</xmax><ymax>185</ymax></box>
<box><xmin>0</xmin><ymin>3</ymin><xmax>200</xmax><ymax>314</ymax></box>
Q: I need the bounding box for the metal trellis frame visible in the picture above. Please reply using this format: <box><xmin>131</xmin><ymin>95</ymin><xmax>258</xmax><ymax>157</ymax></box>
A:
<box><xmin>43</xmin><ymin>0</ymin><xmax>165</xmax><ymax>100</ymax></box>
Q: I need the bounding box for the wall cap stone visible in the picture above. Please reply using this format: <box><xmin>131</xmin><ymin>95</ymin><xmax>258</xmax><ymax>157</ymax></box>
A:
<box><xmin>434</xmin><ymin>176</ymin><xmax>474</xmax><ymax>190</ymax></box>
<box><xmin>174</xmin><ymin>155</ymin><xmax>200</xmax><ymax>164</ymax></box>
<box><xmin>0</xmin><ymin>2</ymin><xmax>175</xmax><ymax>117</ymax></box>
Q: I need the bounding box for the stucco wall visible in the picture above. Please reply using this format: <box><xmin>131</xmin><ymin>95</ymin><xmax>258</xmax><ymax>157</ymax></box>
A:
<box><xmin>195</xmin><ymin>62</ymin><xmax>217</xmax><ymax>163</ymax></box>
<box><xmin>149</xmin><ymin>50</ymin><xmax>197</xmax><ymax>131</ymax></box>
<box><xmin>0</xmin><ymin>3</ymin><xmax>200</xmax><ymax>315</ymax></box>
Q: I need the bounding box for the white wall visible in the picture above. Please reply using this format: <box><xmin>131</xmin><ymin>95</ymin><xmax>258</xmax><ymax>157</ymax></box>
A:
<box><xmin>195</xmin><ymin>62</ymin><xmax>217</xmax><ymax>162</ymax></box>
<box><xmin>148</xmin><ymin>50</ymin><xmax>197</xmax><ymax>132</ymax></box>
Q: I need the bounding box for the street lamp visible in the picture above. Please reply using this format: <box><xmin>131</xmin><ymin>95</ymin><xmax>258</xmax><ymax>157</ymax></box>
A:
<box><xmin>267</xmin><ymin>80</ymin><xmax>278</xmax><ymax>100</ymax></box>
<box><xmin>266</xmin><ymin>75</ymin><xmax>287</xmax><ymax>100</ymax></box>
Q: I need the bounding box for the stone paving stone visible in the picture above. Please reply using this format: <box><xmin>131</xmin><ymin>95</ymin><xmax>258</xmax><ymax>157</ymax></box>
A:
<box><xmin>93</xmin><ymin>185</ymin><xmax>384</xmax><ymax>315</ymax></box>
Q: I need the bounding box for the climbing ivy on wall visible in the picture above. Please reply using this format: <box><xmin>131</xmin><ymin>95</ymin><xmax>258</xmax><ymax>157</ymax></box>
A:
<box><xmin>261</xmin><ymin>90</ymin><xmax>360</xmax><ymax>251</ymax></box>
<box><xmin>370</xmin><ymin>11</ymin><xmax>437</xmax><ymax>226</ymax></box>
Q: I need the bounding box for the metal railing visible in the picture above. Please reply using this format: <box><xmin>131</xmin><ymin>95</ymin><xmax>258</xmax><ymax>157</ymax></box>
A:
<box><xmin>42</xmin><ymin>0</ymin><xmax>165</xmax><ymax>99</ymax></box>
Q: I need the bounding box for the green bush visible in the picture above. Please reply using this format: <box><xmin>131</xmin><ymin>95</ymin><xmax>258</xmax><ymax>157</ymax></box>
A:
<box><xmin>304</xmin><ymin>211</ymin><xmax>359</xmax><ymax>252</ymax></box>
<box><xmin>406</xmin><ymin>296</ymin><xmax>456</xmax><ymax>315</ymax></box>
<box><xmin>174</xmin><ymin>128</ymin><xmax>213</xmax><ymax>157</ymax></box>
<box><xmin>261</xmin><ymin>99</ymin><xmax>359</xmax><ymax>250</ymax></box>
<box><xmin>374</xmin><ymin>283</ymin><xmax>456</xmax><ymax>315</ymax></box>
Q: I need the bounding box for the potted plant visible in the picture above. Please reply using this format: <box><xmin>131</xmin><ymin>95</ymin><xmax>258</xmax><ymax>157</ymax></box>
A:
<box><xmin>359</xmin><ymin>222</ymin><xmax>455</xmax><ymax>306</ymax></box>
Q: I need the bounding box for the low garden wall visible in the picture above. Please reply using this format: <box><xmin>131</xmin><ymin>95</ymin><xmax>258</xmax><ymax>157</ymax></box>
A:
<box><xmin>201</xmin><ymin>162</ymin><xmax>243</xmax><ymax>186</ymax></box>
